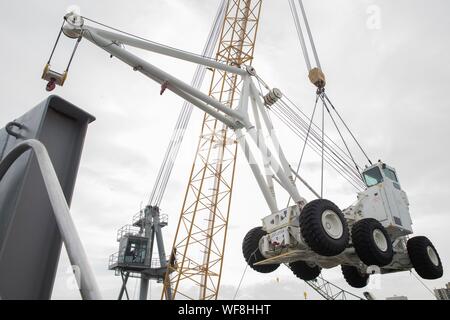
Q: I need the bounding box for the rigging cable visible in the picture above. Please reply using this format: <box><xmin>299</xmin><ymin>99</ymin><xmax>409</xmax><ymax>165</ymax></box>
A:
<box><xmin>269</xmin><ymin>106</ymin><xmax>366</xmax><ymax>191</ymax></box>
<box><xmin>233</xmin><ymin>263</ymin><xmax>249</xmax><ymax>300</ymax></box>
<box><xmin>143</xmin><ymin>0</ymin><xmax>227</xmax><ymax>206</ymax></box>
<box><xmin>288</xmin><ymin>0</ymin><xmax>312</xmax><ymax>70</ymax></box>
<box><xmin>81</xmin><ymin>13</ymin><xmax>230</xmax><ymax>66</ymax></box>
<box><xmin>286</xmin><ymin>0</ymin><xmax>371</xmax><ymax>189</ymax></box>
<box><xmin>283</xmin><ymin>95</ymin><xmax>364</xmax><ymax>171</ymax></box>
<box><xmin>411</xmin><ymin>271</ymin><xmax>438</xmax><ymax>299</ymax></box>
<box><xmin>320</xmin><ymin>95</ymin><xmax>363</xmax><ymax>177</ymax></box>
<box><xmin>321</xmin><ymin>97</ymin><xmax>325</xmax><ymax>198</ymax></box>
<box><xmin>270</xmin><ymin>106</ymin><xmax>365</xmax><ymax>190</ymax></box>
<box><xmin>274</xmin><ymin>101</ymin><xmax>360</xmax><ymax>176</ymax></box>
<box><xmin>271</xmin><ymin>98</ymin><xmax>366</xmax><ymax>189</ymax></box>
<box><xmin>277</xmin><ymin>98</ymin><xmax>365</xmax><ymax>184</ymax></box>
<box><xmin>297</xmin><ymin>0</ymin><xmax>322</xmax><ymax>69</ymax></box>
<box><xmin>46</xmin><ymin>19</ymin><xmax>66</xmax><ymax>64</ymax></box>
<box><xmin>233</xmin><ymin>249</ymin><xmax>259</xmax><ymax>300</ymax></box>
<box><xmin>286</xmin><ymin>94</ymin><xmax>320</xmax><ymax>206</ymax></box>
<box><xmin>323</xmin><ymin>93</ymin><xmax>373</xmax><ymax>165</ymax></box>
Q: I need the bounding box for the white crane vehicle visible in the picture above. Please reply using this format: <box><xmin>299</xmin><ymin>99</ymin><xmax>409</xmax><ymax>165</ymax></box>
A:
<box><xmin>251</xmin><ymin>160</ymin><xmax>443</xmax><ymax>288</ymax></box>
<box><xmin>43</xmin><ymin>7</ymin><xmax>443</xmax><ymax>292</ymax></box>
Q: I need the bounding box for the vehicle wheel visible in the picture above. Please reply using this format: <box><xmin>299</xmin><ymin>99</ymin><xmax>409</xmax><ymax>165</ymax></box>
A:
<box><xmin>407</xmin><ymin>236</ymin><xmax>443</xmax><ymax>280</ymax></box>
<box><xmin>299</xmin><ymin>199</ymin><xmax>349</xmax><ymax>256</ymax></box>
<box><xmin>341</xmin><ymin>265</ymin><xmax>369</xmax><ymax>288</ymax></box>
<box><xmin>289</xmin><ymin>261</ymin><xmax>321</xmax><ymax>281</ymax></box>
<box><xmin>352</xmin><ymin>218</ymin><xmax>393</xmax><ymax>267</ymax></box>
<box><xmin>242</xmin><ymin>227</ymin><xmax>280</xmax><ymax>273</ymax></box>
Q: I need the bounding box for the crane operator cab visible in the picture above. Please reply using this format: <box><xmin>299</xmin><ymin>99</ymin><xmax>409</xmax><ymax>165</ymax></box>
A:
<box><xmin>356</xmin><ymin>161</ymin><xmax>413</xmax><ymax>238</ymax></box>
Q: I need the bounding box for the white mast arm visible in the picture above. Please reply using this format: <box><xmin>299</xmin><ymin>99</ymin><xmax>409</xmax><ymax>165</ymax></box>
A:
<box><xmin>80</xmin><ymin>25</ymin><xmax>247</xmax><ymax>128</ymax></box>
<box><xmin>55</xmin><ymin>12</ymin><xmax>307</xmax><ymax>212</ymax></box>
<box><xmin>88</xmin><ymin>26</ymin><xmax>248</xmax><ymax>77</ymax></box>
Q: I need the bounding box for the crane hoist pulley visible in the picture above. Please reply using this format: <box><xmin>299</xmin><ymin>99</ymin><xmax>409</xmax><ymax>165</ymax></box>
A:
<box><xmin>42</xmin><ymin>14</ymin><xmax>85</xmax><ymax>92</ymax></box>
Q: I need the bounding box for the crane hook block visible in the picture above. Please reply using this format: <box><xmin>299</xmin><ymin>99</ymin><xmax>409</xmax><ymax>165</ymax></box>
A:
<box><xmin>41</xmin><ymin>64</ymin><xmax>68</xmax><ymax>92</ymax></box>
<box><xmin>308</xmin><ymin>67</ymin><xmax>326</xmax><ymax>89</ymax></box>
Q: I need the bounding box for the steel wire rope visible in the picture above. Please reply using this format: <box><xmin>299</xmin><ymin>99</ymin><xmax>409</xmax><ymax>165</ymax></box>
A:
<box><xmin>272</xmin><ymin>101</ymin><xmax>365</xmax><ymax>188</ymax></box>
<box><xmin>273</xmin><ymin>99</ymin><xmax>362</xmax><ymax>179</ymax></box>
<box><xmin>411</xmin><ymin>271</ymin><xmax>438</xmax><ymax>299</ymax></box>
<box><xmin>81</xmin><ymin>15</ymin><xmax>234</xmax><ymax>66</ymax></box>
<box><xmin>273</xmin><ymin>101</ymin><xmax>364</xmax><ymax>184</ymax></box>
<box><xmin>285</xmin><ymin>94</ymin><xmax>320</xmax><ymax>206</ymax></box>
<box><xmin>146</xmin><ymin>0</ymin><xmax>226</xmax><ymax>206</ymax></box>
<box><xmin>270</xmin><ymin>107</ymin><xmax>365</xmax><ymax>191</ymax></box>
<box><xmin>320</xmin><ymin>99</ymin><xmax>325</xmax><ymax>198</ymax></box>
<box><xmin>283</xmin><ymin>95</ymin><xmax>362</xmax><ymax>168</ymax></box>
<box><xmin>233</xmin><ymin>249</ymin><xmax>258</xmax><ymax>300</ymax></box>
<box><xmin>323</xmin><ymin>93</ymin><xmax>373</xmax><ymax>165</ymax></box>
<box><xmin>319</xmin><ymin>95</ymin><xmax>363</xmax><ymax>178</ymax></box>
<box><xmin>271</xmin><ymin>106</ymin><xmax>364</xmax><ymax>189</ymax></box>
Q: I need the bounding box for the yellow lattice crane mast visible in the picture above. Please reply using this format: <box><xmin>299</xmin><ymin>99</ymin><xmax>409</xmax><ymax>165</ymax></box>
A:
<box><xmin>162</xmin><ymin>0</ymin><xmax>263</xmax><ymax>300</ymax></box>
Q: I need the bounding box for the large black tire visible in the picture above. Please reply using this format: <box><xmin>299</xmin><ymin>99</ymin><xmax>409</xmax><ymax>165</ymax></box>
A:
<box><xmin>341</xmin><ymin>265</ymin><xmax>369</xmax><ymax>288</ymax></box>
<box><xmin>299</xmin><ymin>199</ymin><xmax>349</xmax><ymax>257</ymax></box>
<box><xmin>407</xmin><ymin>236</ymin><xmax>443</xmax><ymax>280</ymax></box>
<box><xmin>352</xmin><ymin>218</ymin><xmax>394</xmax><ymax>267</ymax></box>
<box><xmin>242</xmin><ymin>227</ymin><xmax>280</xmax><ymax>273</ymax></box>
<box><xmin>289</xmin><ymin>261</ymin><xmax>321</xmax><ymax>281</ymax></box>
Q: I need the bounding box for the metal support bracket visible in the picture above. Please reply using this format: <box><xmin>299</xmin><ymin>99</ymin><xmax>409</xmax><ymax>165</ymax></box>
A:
<box><xmin>0</xmin><ymin>139</ymin><xmax>102</xmax><ymax>300</ymax></box>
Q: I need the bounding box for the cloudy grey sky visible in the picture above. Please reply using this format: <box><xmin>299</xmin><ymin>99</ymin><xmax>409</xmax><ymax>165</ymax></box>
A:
<box><xmin>0</xmin><ymin>0</ymin><xmax>449</xmax><ymax>300</ymax></box>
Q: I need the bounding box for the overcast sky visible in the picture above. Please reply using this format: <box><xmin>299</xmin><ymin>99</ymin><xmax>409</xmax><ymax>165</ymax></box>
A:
<box><xmin>0</xmin><ymin>0</ymin><xmax>449</xmax><ymax>300</ymax></box>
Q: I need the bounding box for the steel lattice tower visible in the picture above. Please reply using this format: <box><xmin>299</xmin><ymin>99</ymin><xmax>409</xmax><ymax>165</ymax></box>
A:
<box><xmin>162</xmin><ymin>0</ymin><xmax>263</xmax><ymax>300</ymax></box>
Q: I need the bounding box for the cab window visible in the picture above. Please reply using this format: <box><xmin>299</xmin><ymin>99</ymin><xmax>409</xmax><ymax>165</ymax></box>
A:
<box><xmin>363</xmin><ymin>167</ymin><xmax>383</xmax><ymax>187</ymax></box>
<box><xmin>383</xmin><ymin>168</ymin><xmax>399</xmax><ymax>183</ymax></box>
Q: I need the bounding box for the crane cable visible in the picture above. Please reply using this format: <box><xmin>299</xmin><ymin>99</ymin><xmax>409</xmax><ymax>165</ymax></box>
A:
<box><xmin>288</xmin><ymin>0</ymin><xmax>322</xmax><ymax>71</ymax></box>
<box><xmin>149</xmin><ymin>0</ymin><xmax>227</xmax><ymax>207</ymax></box>
<box><xmin>77</xmin><ymin>3</ymin><xmax>229</xmax><ymax>207</ymax></box>
<box><xmin>268</xmin><ymin>94</ymin><xmax>366</xmax><ymax>190</ymax></box>
<box><xmin>138</xmin><ymin>0</ymin><xmax>226</xmax><ymax>207</ymax></box>
<box><xmin>323</xmin><ymin>93</ymin><xmax>373</xmax><ymax>165</ymax></box>
<box><xmin>253</xmin><ymin>75</ymin><xmax>366</xmax><ymax>198</ymax></box>
<box><xmin>290</xmin><ymin>0</ymin><xmax>372</xmax><ymax>167</ymax></box>
<box><xmin>286</xmin><ymin>94</ymin><xmax>319</xmax><ymax>206</ymax></box>
<box><xmin>253</xmin><ymin>76</ymin><xmax>364</xmax><ymax>189</ymax></box>
<box><xmin>271</xmin><ymin>108</ymin><xmax>365</xmax><ymax>191</ymax></box>
<box><xmin>284</xmin><ymin>0</ymin><xmax>372</xmax><ymax>192</ymax></box>
<box><xmin>233</xmin><ymin>263</ymin><xmax>249</xmax><ymax>300</ymax></box>
<box><xmin>63</xmin><ymin>10</ymin><xmax>224</xmax><ymax>207</ymax></box>
<box><xmin>253</xmin><ymin>77</ymin><xmax>365</xmax><ymax>194</ymax></box>
<box><xmin>270</xmin><ymin>103</ymin><xmax>366</xmax><ymax>191</ymax></box>
<box><xmin>283</xmin><ymin>95</ymin><xmax>363</xmax><ymax>171</ymax></box>
<box><xmin>234</xmin><ymin>0</ymin><xmax>375</xmax><ymax>303</ymax></box>
<box><xmin>233</xmin><ymin>249</ymin><xmax>259</xmax><ymax>300</ymax></box>
<box><xmin>46</xmin><ymin>19</ymin><xmax>66</xmax><ymax>65</ymax></box>
<box><xmin>275</xmin><ymin>97</ymin><xmax>365</xmax><ymax>182</ymax></box>
<box><xmin>46</xmin><ymin>18</ymin><xmax>83</xmax><ymax>74</ymax></box>
<box><xmin>320</xmin><ymin>96</ymin><xmax>325</xmax><ymax>198</ymax></box>
<box><xmin>411</xmin><ymin>271</ymin><xmax>437</xmax><ymax>299</ymax></box>
<box><xmin>81</xmin><ymin>2</ymin><xmax>372</xmax><ymax>201</ymax></box>
<box><xmin>81</xmin><ymin>13</ymin><xmax>229</xmax><ymax>66</ymax></box>
<box><xmin>319</xmin><ymin>94</ymin><xmax>363</xmax><ymax>178</ymax></box>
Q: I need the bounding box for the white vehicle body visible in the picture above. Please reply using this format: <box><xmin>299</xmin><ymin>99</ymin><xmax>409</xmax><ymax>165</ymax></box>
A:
<box><xmin>257</xmin><ymin>162</ymin><xmax>414</xmax><ymax>274</ymax></box>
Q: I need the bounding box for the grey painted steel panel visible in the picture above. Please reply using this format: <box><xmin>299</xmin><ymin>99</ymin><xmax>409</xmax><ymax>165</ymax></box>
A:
<box><xmin>0</xmin><ymin>95</ymin><xmax>95</xmax><ymax>300</ymax></box>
